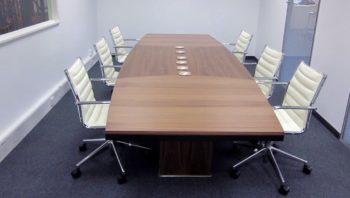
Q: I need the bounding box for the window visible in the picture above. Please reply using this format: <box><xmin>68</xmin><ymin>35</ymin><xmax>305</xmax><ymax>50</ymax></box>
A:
<box><xmin>0</xmin><ymin>0</ymin><xmax>58</xmax><ymax>44</ymax></box>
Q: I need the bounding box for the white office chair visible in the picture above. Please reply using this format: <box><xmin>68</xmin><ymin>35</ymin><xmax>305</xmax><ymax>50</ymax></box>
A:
<box><xmin>223</xmin><ymin>30</ymin><xmax>253</xmax><ymax>63</ymax></box>
<box><xmin>109</xmin><ymin>26</ymin><xmax>139</xmax><ymax>64</ymax></box>
<box><xmin>94</xmin><ymin>37</ymin><xmax>121</xmax><ymax>87</ymax></box>
<box><xmin>230</xmin><ymin>61</ymin><xmax>327</xmax><ymax>195</ymax></box>
<box><xmin>248</xmin><ymin>45</ymin><xmax>284</xmax><ymax>98</ymax></box>
<box><xmin>233</xmin><ymin>46</ymin><xmax>283</xmax><ymax>149</ymax></box>
<box><xmin>65</xmin><ymin>58</ymin><xmax>150</xmax><ymax>184</ymax></box>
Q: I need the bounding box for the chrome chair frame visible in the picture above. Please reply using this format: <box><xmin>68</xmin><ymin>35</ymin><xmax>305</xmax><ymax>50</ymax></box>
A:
<box><xmin>93</xmin><ymin>37</ymin><xmax>122</xmax><ymax>86</ymax></box>
<box><xmin>245</xmin><ymin>45</ymin><xmax>285</xmax><ymax>99</ymax></box>
<box><xmin>230</xmin><ymin>62</ymin><xmax>327</xmax><ymax>195</ymax></box>
<box><xmin>65</xmin><ymin>58</ymin><xmax>150</xmax><ymax>184</ymax></box>
<box><xmin>109</xmin><ymin>27</ymin><xmax>139</xmax><ymax>64</ymax></box>
<box><xmin>232</xmin><ymin>46</ymin><xmax>284</xmax><ymax>151</ymax></box>
<box><xmin>223</xmin><ymin>30</ymin><xmax>253</xmax><ymax>63</ymax></box>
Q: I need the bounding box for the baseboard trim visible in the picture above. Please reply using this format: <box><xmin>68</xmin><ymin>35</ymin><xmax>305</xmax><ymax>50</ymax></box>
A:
<box><xmin>0</xmin><ymin>78</ymin><xmax>69</xmax><ymax>162</ymax></box>
<box><xmin>0</xmin><ymin>54</ymin><xmax>98</xmax><ymax>162</ymax></box>
<box><xmin>313</xmin><ymin>111</ymin><xmax>341</xmax><ymax>139</ymax></box>
<box><xmin>84</xmin><ymin>52</ymin><xmax>98</xmax><ymax>70</ymax></box>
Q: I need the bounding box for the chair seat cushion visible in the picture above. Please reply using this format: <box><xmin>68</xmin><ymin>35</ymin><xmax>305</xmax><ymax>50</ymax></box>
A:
<box><xmin>117</xmin><ymin>54</ymin><xmax>128</xmax><ymax>64</ymax></box>
<box><xmin>274</xmin><ymin>109</ymin><xmax>303</xmax><ymax>133</ymax></box>
<box><xmin>106</xmin><ymin>71</ymin><xmax>119</xmax><ymax>86</ymax></box>
<box><xmin>84</xmin><ymin>104</ymin><xmax>110</xmax><ymax>128</ymax></box>
<box><xmin>233</xmin><ymin>52</ymin><xmax>244</xmax><ymax>63</ymax></box>
<box><xmin>258</xmin><ymin>84</ymin><xmax>270</xmax><ymax>97</ymax></box>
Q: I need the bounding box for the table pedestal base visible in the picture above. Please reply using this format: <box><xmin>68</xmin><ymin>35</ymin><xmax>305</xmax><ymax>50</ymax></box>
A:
<box><xmin>159</xmin><ymin>141</ymin><xmax>213</xmax><ymax>177</ymax></box>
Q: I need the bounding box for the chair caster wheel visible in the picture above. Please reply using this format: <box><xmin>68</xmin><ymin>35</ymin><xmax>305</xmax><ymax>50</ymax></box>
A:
<box><xmin>79</xmin><ymin>143</ymin><xmax>87</xmax><ymax>152</ymax></box>
<box><xmin>230</xmin><ymin>167</ymin><xmax>240</xmax><ymax>179</ymax></box>
<box><xmin>278</xmin><ymin>184</ymin><xmax>290</xmax><ymax>195</ymax></box>
<box><xmin>118</xmin><ymin>173</ymin><xmax>127</xmax><ymax>184</ymax></box>
<box><xmin>303</xmin><ymin>164</ymin><xmax>312</xmax><ymax>175</ymax></box>
<box><xmin>71</xmin><ymin>168</ymin><xmax>81</xmax><ymax>179</ymax></box>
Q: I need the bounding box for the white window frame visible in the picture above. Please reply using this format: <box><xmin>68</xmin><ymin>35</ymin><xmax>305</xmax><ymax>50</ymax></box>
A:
<box><xmin>0</xmin><ymin>0</ymin><xmax>59</xmax><ymax>45</ymax></box>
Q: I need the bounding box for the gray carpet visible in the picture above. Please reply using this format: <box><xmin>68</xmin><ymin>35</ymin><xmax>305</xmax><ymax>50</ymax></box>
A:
<box><xmin>1</xmin><ymin>63</ymin><xmax>350</xmax><ymax>198</ymax></box>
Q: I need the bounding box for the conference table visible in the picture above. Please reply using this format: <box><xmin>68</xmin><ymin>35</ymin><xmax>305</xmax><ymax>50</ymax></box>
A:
<box><xmin>106</xmin><ymin>34</ymin><xmax>283</xmax><ymax>176</ymax></box>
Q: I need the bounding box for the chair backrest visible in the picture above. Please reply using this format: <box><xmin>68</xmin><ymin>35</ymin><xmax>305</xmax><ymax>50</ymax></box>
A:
<box><xmin>110</xmin><ymin>26</ymin><xmax>128</xmax><ymax>57</ymax></box>
<box><xmin>234</xmin><ymin>30</ymin><xmax>253</xmax><ymax>62</ymax></box>
<box><xmin>255</xmin><ymin>46</ymin><xmax>284</xmax><ymax>98</ymax></box>
<box><xmin>64</xmin><ymin>58</ymin><xmax>96</xmax><ymax>127</ymax></box>
<box><xmin>282</xmin><ymin>61</ymin><xmax>327</xmax><ymax>130</ymax></box>
<box><xmin>94</xmin><ymin>37</ymin><xmax>116</xmax><ymax>79</ymax></box>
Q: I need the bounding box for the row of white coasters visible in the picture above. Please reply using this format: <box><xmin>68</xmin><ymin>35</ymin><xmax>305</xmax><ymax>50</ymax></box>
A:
<box><xmin>175</xmin><ymin>46</ymin><xmax>191</xmax><ymax>76</ymax></box>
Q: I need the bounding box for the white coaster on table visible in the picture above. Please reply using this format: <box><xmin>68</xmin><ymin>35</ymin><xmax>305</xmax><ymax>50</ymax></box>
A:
<box><xmin>178</xmin><ymin>71</ymin><xmax>192</xmax><ymax>76</ymax></box>
<box><xmin>177</xmin><ymin>66</ymin><xmax>189</xmax><ymax>70</ymax></box>
<box><xmin>177</xmin><ymin>56</ymin><xmax>187</xmax><ymax>60</ymax></box>
<box><xmin>175</xmin><ymin>46</ymin><xmax>185</xmax><ymax>49</ymax></box>
<box><xmin>176</xmin><ymin>50</ymin><xmax>185</xmax><ymax>54</ymax></box>
<box><xmin>176</xmin><ymin>60</ymin><xmax>188</xmax><ymax>65</ymax></box>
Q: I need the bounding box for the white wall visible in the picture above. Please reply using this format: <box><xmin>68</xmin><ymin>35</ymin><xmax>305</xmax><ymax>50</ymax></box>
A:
<box><xmin>0</xmin><ymin>0</ymin><xmax>98</xmax><ymax>161</ymax></box>
<box><xmin>96</xmin><ymin>0</ymin><xmax>261</xmax><ymax>56</ymax></box>
<box><xmin>311</xmin><ymin>0</ymin><xmax>350</xmax><ymax>132</ymax></box>
<box><xmin>255</xmin><ymin>0</ymin><xmax>287</xmax><ymax>54</ymax></box>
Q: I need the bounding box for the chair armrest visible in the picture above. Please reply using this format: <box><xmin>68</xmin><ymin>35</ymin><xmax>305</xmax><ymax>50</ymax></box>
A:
<box><xmin>90</xmin><ymin>78</ymin><xmax>117</xmax><ymax>82</ymax></box>
<box><xmin>232</xmin><ymin>51</ymin><xmax>247</xmax><ymax>54</ymax></box>
<box><xmin>111</xmin><ymin>53</ymin><xmax>128</xmax><ymax>58</ymax></box>
<box><xmin>77</xmin><ymin>101</ymin><xmax>111</xmax><ymax>105</ymax></box>
<box><xmin>124</xmin><ymin>38</ymin><xmax>139</xmax><ymax>41</ymax></box>
<box><xmin>114</xmin><ymin>46</ymin><xmax>133</xmax><ymax>49</ymax></box>
<box><xmin>100</xmin><ymin>65</ymin><xmax>122</xmax><ymax>69</ymax></box>
<box><xmin>256</xmin><ymin>81</ymin><xmax>289</xmax><ymax>85</ymax></box>
<box><xmin>112</xmin><ymin>51</ymin><xmax>127</xmax><ymax>56</ymax></box>
<box><xmin>244</xmin><ymin>62</ymin><xmax>257</xmax><ymax>66</ymax></box>
<box><xmin>254</xmin><ymin>77</ymin><xmax>278</xmax><ymax>81</ymax></box>
<box><xmin>223</xmin><ymin>42</ymin><xmax>236</xmax><ymax>46</ymax></box>
<box><xmin>273</xmin><ymin>106</ymin><xmax>317</xmax><ymax>110</ymax></box>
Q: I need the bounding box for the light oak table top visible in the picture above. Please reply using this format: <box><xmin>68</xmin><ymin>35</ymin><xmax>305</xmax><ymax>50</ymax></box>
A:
<box><xmin>106</xmin><ymin>34</ymin><xmax>283</xmax><ymax>140</ymax></box>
